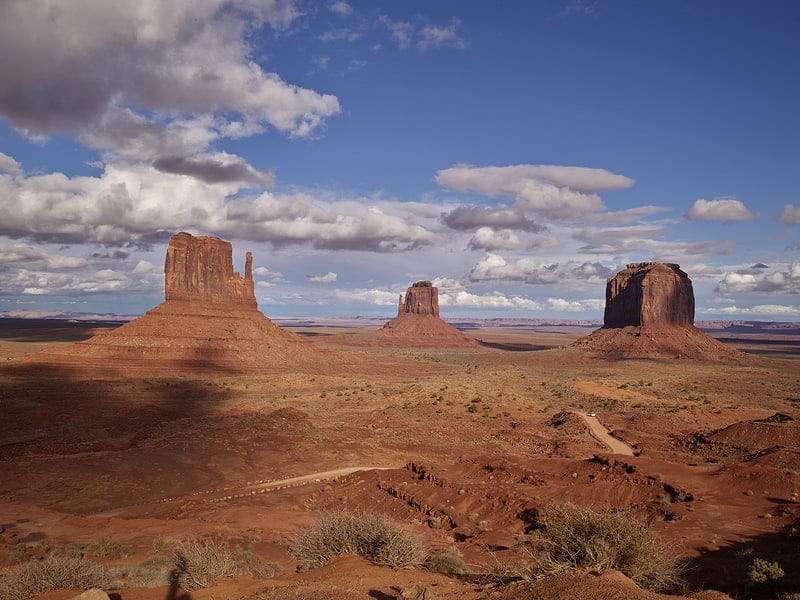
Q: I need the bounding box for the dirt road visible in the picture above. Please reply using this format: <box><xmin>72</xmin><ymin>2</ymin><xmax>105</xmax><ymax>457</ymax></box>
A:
<box><xmin>577</xmin><ymin>412</ymin><xmax>636</xmax><ymax>456</ymax></box>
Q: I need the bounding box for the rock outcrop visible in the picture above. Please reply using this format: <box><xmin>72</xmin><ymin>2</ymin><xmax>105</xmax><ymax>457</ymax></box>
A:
<box><xmin>38</xmin><ymin>232</ymin><xmax>329</xmax><ymax>372</ymax></box>
<box><xmin>397</xmin><ymin>281</ymin><xmax>439</xmax><ymax>316</ymax></box>
<box><xmin>574</xmin><ymin>262</ymin><xmax>742</xmax><ymax>361</ymax></box>
<box><xmin>604</xmin><ymin>262</ymin><xmax>694</xmax><ymax>328</ymax></box>
<box><xmin>380</xmin><ymin>281</ymin><xmax>477</xmax><ymax>348</ymax></box>
<box><xmin>165</xmin><ymin>232</ymin><xmax>256</xmax><ymax>307</ymax></box>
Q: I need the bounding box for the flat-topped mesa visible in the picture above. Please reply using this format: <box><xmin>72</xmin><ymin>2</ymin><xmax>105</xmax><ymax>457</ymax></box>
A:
<box><xmin>604</xmin><ymin>262</ymin><xmax>694</xmax><ymax>328</ymax></box>
<box><xmin>398</xmin><ymin>281</ymin><xmax>439</xmax><ymax>317</ymax></box>
<box><xmin>164</xmin><ymin>232</ymin><xmax>256</xmax><ymax>308</ymax></box>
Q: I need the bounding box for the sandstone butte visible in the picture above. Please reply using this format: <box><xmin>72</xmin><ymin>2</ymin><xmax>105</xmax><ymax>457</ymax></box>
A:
<box><xmin>380</xmin><ymin>281</ymin><xmax>478</xmax><ymax>348</ymax></box>
<box><xmin>574</xmin><ymin>262</ymin><xmax>743</xmax><ymax>361</ymax></box>
<box><xmin>37</xmin><ymin>232</ymin><xmax>323</xmax><ymax>372</ymax></box>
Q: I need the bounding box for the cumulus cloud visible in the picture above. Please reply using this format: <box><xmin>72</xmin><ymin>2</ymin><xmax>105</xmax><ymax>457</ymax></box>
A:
<box><xmin>0</xmin><ymin>163</ymin><xmax>436</xmax><ymax>251</ymax></box>
<box><xmin>441</xmin><ymin>205</ymin><xmax>545</xmax><ymax>232</ymax></box>
<box><xmin>0</xmin><ymin>244</ymin><xmax>87</xmax><ymax>269</ymax></box>
<box><xmin>328</xmin><ymin>1</ymin><xmax>352</xmax><ymax>16</ymax></box>
<box><xmin>468</xmin><ymin>228</ymin><xmax>523</xmax><ymax>251</ymax></box>
<box><xmin>0</xmin><ymin>1</ymin><xmax>340</xmax><ymax>160</ymax></box>
<box><xmin>331</xmin><ymin>288</ymin><xmax>399</xmax><ymax>305</ymax></box>
<box><xmin>0</xmin><ymin>152</ymin><xmax>21</xmax><ymax>174</ymax></box>
<box><xmin>153</xmin><ymin>153</ymin><xmax>274</xmax><ymax>186</ymax></box>
<box><xmin>436</xmin><ymin>164</ymin><xmax>634</xmax><ymax>220</ymax></box>
<box><xmin>308</xmin><ymin>272</ymin><xmax>338</xmax><ymax>283</ymax></box>
<box><xmin>779</xmin><ymin>204</ymin><xmax>800</xmax><ymax>225</ymax></box>
<box><xmin>703</xmin><ymin>304</ymin><xmax>800</xmax><ymax>317</ymax></box>
<box><xmin>132</xmin><ymin>260</ymin><xmax>157</xmax><ymax>274</ymax></box>
<box><xmin>546</xmin><ymin>297</ymin><xmax>604</xmax><ymax>312</ymax></box>
<box><xmin>253</xmin><ymin>266</ymin><xmax>284</xmax><ymax>281</ymax></box>
<box><xmin>570</xmin><ymin>262</ymin><xmax>615</xmax><ymax>280</ymax></box>
<box><xmin>686</xmin><ymin>198</ymin><xmax>759</xmax><ymax>223</ymax></box>
<box><xmin>715</xmin><ymin>263</ymin><xmax>800</xmax><ymax>295</ymax></box>
<box><xmin>320</xmin><ymin>28</ymin><xmax>361</xmax><ymax>42</ymax></box>
<box><xmin>439</xmin><ymin>290</ymin><xmax>541</xmax><ymax>310</ymax></box>
<box><xmin>467</xmin><ymin>253</ymin><xmax>560</xmax><ymax>284</ymax></box>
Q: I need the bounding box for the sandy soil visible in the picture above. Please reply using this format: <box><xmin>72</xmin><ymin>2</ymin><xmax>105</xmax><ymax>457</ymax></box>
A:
<box><xmin>0</xmin><ymin>319</ymin><xmax>798</xmax><ymax>599</ymax></box>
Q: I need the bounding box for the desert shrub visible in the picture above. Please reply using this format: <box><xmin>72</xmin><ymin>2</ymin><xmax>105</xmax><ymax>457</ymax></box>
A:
<box><xmin>87</xmin><ymin>535</ymin><xmax>132</xmax><ymax>559</ymax></box>
<box><xmin>425</xmin><ymin>547</ymin><xmax>470</xmax><ymax>574</ymax></box>
<box><xmin>749</xmin><ymin>558</ymin><xmax>784</xmax><ymax>585</ymax></box>
<box><xmin>289</xmin><ymin>511</ymin><xmax>427</xmax><ymax>570</ymax></box>
<box><xmin>171</xmin><ymin>539</ymin><xmax>237</xmax><ymax>591</ymax></box>
<box><xmin>526</xmin><ymin>501</ymin><xmax>680</xmax><ymax>592</ymax></box>
<box><xmin>233</xmin><ymin>547</ymin><xmax>280</xmax><ymax>579</ymax></box>
<box><xmin>0</xmin><ymin>555</ymin><xmax>109</xmax><ymax>600</ymax></box>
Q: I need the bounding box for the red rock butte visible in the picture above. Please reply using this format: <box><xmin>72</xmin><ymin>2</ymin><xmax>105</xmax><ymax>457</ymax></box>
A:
<box><xmin>574</xmin><ymin>262</ymin><xmax>742</xmax><ymax>361</ymax></box>
<box><xmin>35</xmin><ymin>232</ymin><xmax>326</xmax><ymax>372</ymax></box>
<box><xmin>380</xmin><ymin>281</ymin><xmax>477</xmax><ymax>348</ymax></box>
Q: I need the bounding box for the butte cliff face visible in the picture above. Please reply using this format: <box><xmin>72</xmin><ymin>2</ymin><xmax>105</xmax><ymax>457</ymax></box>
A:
<box><xmin>603</xmin><ymin>262</ymin><xmax>694</xmax><ymax>328</ymax></box>
<box><xmin>397</xmin><ymin>280</ymin><xmax>439</xmax><ymax>317</ymax></box>
<box><xmin>381</xmin><ymin>281</ymin><xmax>477</xmax><ymax>348</ymax></box>
<box><xmin>164</xmin><ymin>232</ymin><xmax>256</xmax><ymax>307</ymax></box>
<box><xmin>574</xmin><ymin>262</ymin><xmax>741</xmax><ymax>361</ymax></box>
<box><xmin>39</xmin><ymin>232</ymin><xmax>327</xmax><ymax>372</ymax></box>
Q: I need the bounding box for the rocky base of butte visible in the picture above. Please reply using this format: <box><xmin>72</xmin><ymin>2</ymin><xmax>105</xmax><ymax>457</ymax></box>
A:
<box><xmin>574</xmin><ymin>262</ymin><xmax>743</xmax><ymax>361</ymax></box>
<box><xmin>380</xmin><ymin>281</ymin><xmax>478</xmax><ymax>348</ymax></box>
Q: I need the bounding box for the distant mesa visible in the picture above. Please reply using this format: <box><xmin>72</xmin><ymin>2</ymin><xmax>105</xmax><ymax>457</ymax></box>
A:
<box><xmin>380</xmin><ymin>280</ymin><xmax>478</xmax><ymax>348</ymax></box>
<box><xmin>37</xmin><ymin>232</ymin><xmax>325</xmax><ymax>372</ymax></box>
<box><xmin>574</xmin><ymin>262</ymin><xmax>742</xmax><ymax>361</ymax></box>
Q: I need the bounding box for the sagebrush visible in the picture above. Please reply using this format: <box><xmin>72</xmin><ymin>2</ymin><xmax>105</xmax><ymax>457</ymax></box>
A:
<box><xmin>0</xmin><ymin>556</ymin><xmax>108</xmax><ymax>600</ymax></box>
<box><xmin>526</xmin><ymin>501</ymin><xmax>680</xmax><ymax>591</ymax></box>
<box><xmin>171</xmin><ymin>539</ymin><xmax>238</xmax><ymax>591</ymax></box>
<box><xmin>289</xmin><ymin>511</ymin><xmax>427</xmax><ymax>569</ymax></box>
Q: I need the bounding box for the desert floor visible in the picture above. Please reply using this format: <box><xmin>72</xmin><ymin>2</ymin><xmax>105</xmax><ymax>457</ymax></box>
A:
<box><xmin>0</xmin><ymin>319</ymin><xmax>798</xmax><ymax>599</ymax></box>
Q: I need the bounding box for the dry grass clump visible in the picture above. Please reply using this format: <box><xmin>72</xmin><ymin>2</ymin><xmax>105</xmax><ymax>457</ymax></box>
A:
<box><xmin>0</xmin><ymin>555</ymin><xmax>109</xmax><ymax>600</ymax></box>
<box><xmin>169</xmin><ymin>539</ymin><xmax>278</xmax><ymax>591</ymax></box>
<box><xmin>527</xmin><ymin>501</ymin><xmax>680</xmax><ymax>592</ymax></box>
<box><xmin>171</xmin><ymin>539</ymin><xmax>237</xmax><ymax>591</ymax></box>
<box><xmin>425</xmin><ymin>547</ymin><xmax>470</xmax><ymax>574</ymax></box>
<box><xmin>289</xmin><ymin>512</ymin><xmax>427</xmax><ymax>570</ymax></box>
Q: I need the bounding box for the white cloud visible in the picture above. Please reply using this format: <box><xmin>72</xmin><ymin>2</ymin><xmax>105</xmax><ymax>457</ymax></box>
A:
<box><xmin>417</xmin><ymin>18</ymin><xmax>467</xmax><ymax>51</ymax></box>
<box><xmin>778</xmin><ymin>204</ymin><xmax>800</xmax><ymax>225</ymax></box>
<box><xmin>467</xmin><ymin>253</ymin><xmax>560</xmax><ymax>284</ymax></box>
<box><xmin>546</xmin><ymin>297</ymin><xmax>604</xmax><ymax>312</ymax></box>
<box><xmin>0</xmin><ymin>0</ymin><xmax>339</xmax><ymax>168</ymax></box>
<box><xmin>328</xmin><ymin>1</ymin><xmax>352</xmax><ymax>16</ymax></box>
<box><xmin>0</xmin><ymin>152</ymin><xmax>21</xmax><ymax>174</ymax></box>
<box><xmin>0</xmin><ymin>163</ymin><xmax>437</xmax><ymax>251</ymax></box>
<box><xmin>715</xmin><ymin>263</ymin><xmax>800</xmax><ymax>295</ymax></box>
<box><xmin>436</xmin><ymin>164</ymin><xmax>634</xmax><ymax>220</ymax></box>
<box><xmin>331</xmin><ymin>288</ymin><xmax>399</xmax><ymax>306</ymax></box>
<box><xmin>308</xmin><ymin>272</ymin><xmax>337</xmax><ymax>283</ymax></box>
<box><xmin>468</xmin><ymin>228</ymin><xmax>523</xmax><ymax>251</ymax></box>
<box><xmin>686</xmin><ymin>198</ymin><xmax>759</xmax><ymax>223</ymax></box>
<box><xmin>133</xmin><ymin>260</ymin><xmax>157</xmax><ymax>274</ymax></box>
<box><xmin>702</xmin><ymin>304</ymin><xmax>800</xmax><ymax>317</ymax></box>
<box><xmin>439</xmin><ymin>290</ymin><xmax>541</xmax><ymax>310</ymax></box>
<box><xmin>320</xmin><ymin>28</ymin><xmax>360</xmax><ymax>43</ymax></box>
<box><xmin>378</xmin><ymin>15</ymin><xmax>467</xmax><ymax>51</ymax></box>
<box><xmin>253</xmin><ymin>266</ymin><xmax>284</xmax><ymax>281</ymax></box>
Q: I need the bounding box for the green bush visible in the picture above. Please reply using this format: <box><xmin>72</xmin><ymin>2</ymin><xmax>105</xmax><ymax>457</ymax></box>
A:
<box><xmin>527</xmin><ymin>501</ymin><xmax>680</xmax><ymax>592</ymax></box>
<box><xmin>0</xmin><ymin>556</ymin><xmax>109</xmax><ymax>600</ymax></box>
<box><xmin>289</xmin><ymin>512</ymin><xmax>427</xmax><ymax>570</ymax></box>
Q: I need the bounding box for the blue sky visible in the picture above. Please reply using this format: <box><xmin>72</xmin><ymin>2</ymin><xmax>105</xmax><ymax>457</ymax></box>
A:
<box><xmin>0</xmin><ymin>0</ymin><xmax>799</xmax><ymax>319</ymax></box>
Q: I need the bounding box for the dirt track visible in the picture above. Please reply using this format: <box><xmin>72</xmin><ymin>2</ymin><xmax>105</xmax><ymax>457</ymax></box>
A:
<box><xmin>577</xmin><ymin>412</ymin><xmax>636</xmax><ymax>456</ymax></box>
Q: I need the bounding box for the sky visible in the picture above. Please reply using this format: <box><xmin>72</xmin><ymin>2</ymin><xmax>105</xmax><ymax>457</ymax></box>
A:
<box><xmin>1</xmin><ymin>0</ymin><xmax>799</xmax><ymax>320</ymax></box>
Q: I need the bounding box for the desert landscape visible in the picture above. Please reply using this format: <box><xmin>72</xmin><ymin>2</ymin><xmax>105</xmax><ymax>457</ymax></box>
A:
<box><xmin>0</xmin><ymin>233</ymin><xmax>798</xmax><ymax>600</ymax></box>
